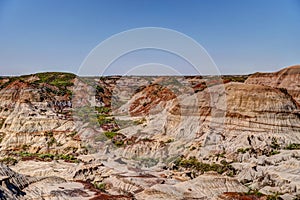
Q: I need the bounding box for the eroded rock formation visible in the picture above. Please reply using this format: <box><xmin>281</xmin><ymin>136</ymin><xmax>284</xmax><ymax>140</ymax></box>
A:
<box><xmin>0</xmin><ymin>67</ymin><xmax>299</xmax><ymax>199</ymax></box>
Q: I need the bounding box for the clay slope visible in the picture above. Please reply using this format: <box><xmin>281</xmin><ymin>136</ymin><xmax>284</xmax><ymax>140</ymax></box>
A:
<box><xmin>0</xmin><ymin>163</ymin><xmax>108</xmax><ymax>200</ymax></box>
<box><xmin>246</xmin><ymin>65</ymin><xmax>300</xmax><ymax>104</ymax></box>
<box><xmin>224</xmin><ymin>82</ymin><xmax>300</xmax><ymax>133</ymax></box>
<box><xmin>193</xmin><ymin>82</ymin><xmax>300</xmax><ymax>155</ymax></box>
<box><xmin>119</xmin><ymin>81</ymin><xmax>300</xmax><ymax>147</ymax></box>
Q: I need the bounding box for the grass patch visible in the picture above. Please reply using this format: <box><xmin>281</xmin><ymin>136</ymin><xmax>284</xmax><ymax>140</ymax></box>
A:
<box><xmin>35</xmin><ymin>72</ymin><xmax>75</xmax><ymax>87</ymax></box>
<box><xmin>34</xmin><ymin>72</ymin><xmax>75</xmax><ymax>96</ymax></box>
<box><xmin>104</xmin><ymin>131</ymin><xmax>117</xmax><ymax>139</ymax></box>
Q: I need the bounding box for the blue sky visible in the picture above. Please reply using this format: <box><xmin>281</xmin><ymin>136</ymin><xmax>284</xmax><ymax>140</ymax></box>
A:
<box><xmin>0</xmin><ymin>0</ymin><xmax>299</xmax><ymax>75</ymax></box>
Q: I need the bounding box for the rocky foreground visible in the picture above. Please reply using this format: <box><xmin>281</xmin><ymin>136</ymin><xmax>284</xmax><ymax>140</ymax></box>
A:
<box><xmin>0</xmin><ymin>66</ymin><xmax>299</xmax><ymax>199</ymax></box>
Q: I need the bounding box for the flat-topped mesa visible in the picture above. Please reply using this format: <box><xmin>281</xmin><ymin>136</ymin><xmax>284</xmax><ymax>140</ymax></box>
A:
<box><xmin>246</xmin><ymin>65</ymin><xmax>300</xmax><ymax>104</ymax></box>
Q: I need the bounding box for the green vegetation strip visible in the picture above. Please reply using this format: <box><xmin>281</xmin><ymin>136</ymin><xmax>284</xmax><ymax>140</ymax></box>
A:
<box><xmin>18</xmin><ymin>152</ymin><xmax>78</xmax><ymax>162</ymax></box>
<box><xmin>104</xmin><ymin>131</ymin><xmax>117</xmax><ymax>139</ymax></box>
<box><xmin>174</xmin><ymin>156</ymin><xmax>236</xmax><ymax>176</ymax></box>
<box><xmin>285</xmin><ymin>143</ymin><xmax>300</xmax><ymax>150</ymax></box>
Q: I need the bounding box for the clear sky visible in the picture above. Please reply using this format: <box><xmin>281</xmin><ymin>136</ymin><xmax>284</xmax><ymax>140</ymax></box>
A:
<box><xmin>0</xmin><ymin>0</ymin><xmax>300</xmax><ymax>75</ymax></box>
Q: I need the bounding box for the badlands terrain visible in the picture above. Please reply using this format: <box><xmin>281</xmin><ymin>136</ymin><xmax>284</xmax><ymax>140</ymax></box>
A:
<box><xmin>0</xmin><ymin>65</ymin><xmax>300</xmax><ymax>199</ymax></box>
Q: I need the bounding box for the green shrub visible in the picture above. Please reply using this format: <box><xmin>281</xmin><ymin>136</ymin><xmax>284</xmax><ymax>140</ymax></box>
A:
<box><xmin>174</xmin><ymin>156</ymin><xmax>236</xmax><ymax>176</ymax></box>
<box><xmin>75</xmin><ymin>106</ymin><xmax>99</xmax><ymax>125</ymax></box>
<box><xmin>237</xmin><ymin>148</ymin><xmax>250</xmax><ymax>154</ymax></box>
<box><xmin>94</xmin><ymin>182</ymin><xmax>106</xmax><ymax>192</ymax></box>
<box><xmin>58</xmin><ymin>154</ymin><xmax>75</xmax><ymax>161</ymax></box>
<box><xmin>67</xmin><ymin>132</ymin><xmax>77</xmax><ymax>138</ymax></box>
<box><xmin>245</xmin><ymin>188</ymin><xmax>263</xmax><ymax>197</ymax></box>
<box><xmin>19</xmin><ymin>152</ymin><xmax>35</xmax><ymax>157</ymax></box>
<box><xmin>190</xmin><ymin>146</ymin><xmax>197</xmax><ymax>151</ymax></box>
<box><xmin>266</xmin><ymin>192</ymin><xmax>283</xmax><ymax>200</ymax></box>
<box><xmin>0</xmin><ymin>132</ymin><xmax>5</xmax><ymax>143</ymax></box>
<box><xmin>222</xmin><ymin>75</ymin><xmax>249</xmax><ymax>83</ymax></box>
<box><xmin>47</xmin><ymin>137</ymin><xmax>56</xmax><ymax>147</ymax></box>
<box><xmin>95</xmin><ymin>85</ymin><xmax>104</xmax><ymax>93</ymax></box>
<box><xmin>216</xmin><ymin>152</ymin><xmax>226</xmax><ymax>158</ymax></box>
<box><xmin>95</xmin><ymin>106</ymin><xmax>111</xmax><ymax>114</ymax></box>
<box><xmin>104</xmin><ymin>131</ymin><xmax>117</xmax><ymax>139</ymax></box>
<box><xmin>133</xmin><ymin>118</ymin><xmax>146</xmax><ymax>125</ymax></box>
<box><xmin>18</xmin><ymin>152</ymin><xmax>78</xmax><ymax>163</ymax></box>
<box><xmin>0</xmin><ymin>77</ymin><xmax>18</xmax><ymax>89</ymax></box>
<box><xmin>270</xmin><ymin>137</ymin><xmax>280</xmax><ymax>149</ymax></box>
<box><xmin>21</xmin><ymin>144</ymin><xmax>30</xmax><ymax>151</ymax></box>
<box><xmin>34</xmin><ymin>72</ymin><xmax>75</xmax><ymax>96</ymax></box>
<box><xmin>0</xmin><ymin>157</ymin><xmax>18</xmax><ymax>165</ymax></box>
<box><xmin>35</xmin><ymin>72</ymin><xmax>75</xmax><ymax>86</ymax></box>
<box><xmin>0</xmin><ymin>118</ymin><xmax>4</xmax><ymax>129</ymax></box>
<box><xmin>268</xmin><ymin>150</ymin><xmax>280</xmax><ymax>156</ymax></box>
<box><xmin>285</xmin><ymin>143</ymin><xmax>300</xmax><ymax>150</ymax></box>
<box><xmin>113</xmin><ymin>140</ymin><xmax>124</xmax><ymax>147</ymax></box>
<box><xmin>97</xmin><ymin>115</ymin><xmax>114</xmax><ymax>126</ymax></box>
<box><xmin>45</xmin><ymin>131</ymin><xmax>54</xmax><ymax>137</ymax></box>
<box><xmin>165</xmin><ymin>139</ymin><xmax>174</xmax><ymax>143</ymax></box>
<box><xmin>38</xmin><ymin>153</ymin><xmax>55</xmax><ymax>159</ymax></box>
